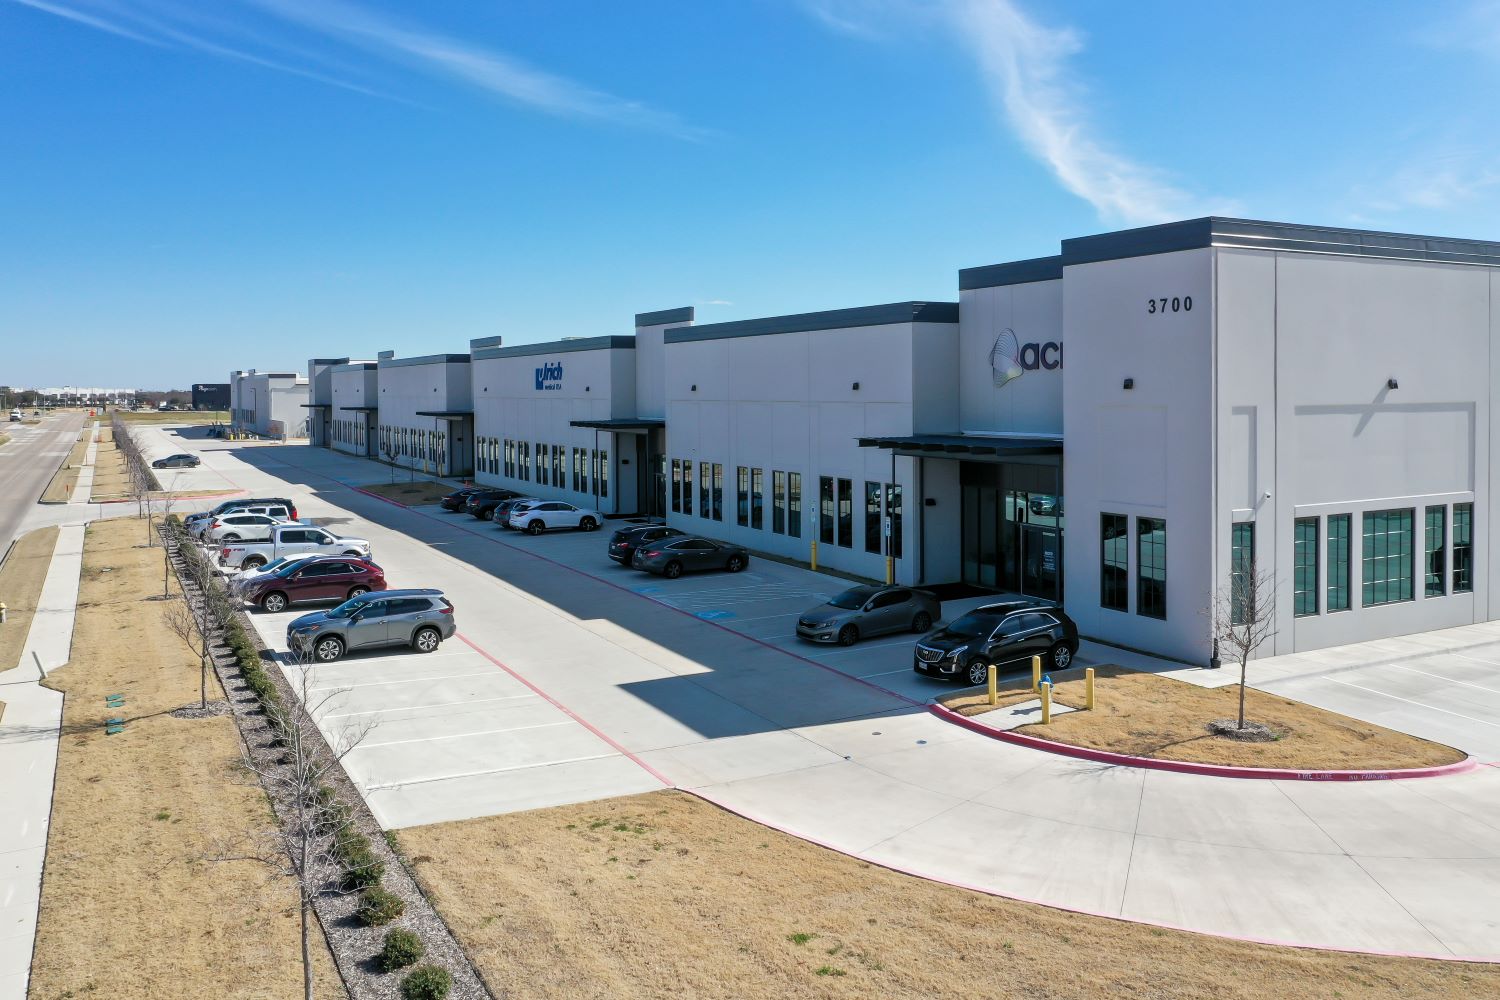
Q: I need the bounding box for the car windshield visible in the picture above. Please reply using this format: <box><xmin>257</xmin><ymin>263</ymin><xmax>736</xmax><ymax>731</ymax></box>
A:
<box><xmin>326</xmin><ymin>598</ymin><xmax>369</xmax><ymax>620</ymax></box>
<box><xmin>256</xmin><ymin>557</ymin><xmax>291</xmax><ymax>573</ymax></box>
<box><xmin>828</xmin><ymin>586</ymin><xmax>880</xmax><ymax>610</ymax></box>
<box><xmin>944</xmin><ymin>612</ymin><xmax>1001</xmax><ymax>637</ymax></box>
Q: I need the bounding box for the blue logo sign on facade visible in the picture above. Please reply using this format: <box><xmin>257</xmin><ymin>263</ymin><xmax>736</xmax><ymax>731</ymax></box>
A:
<box><xmin>535</xmin><ymin>361</ymin><xmax>563</xmax><ymax>391</ymax></box>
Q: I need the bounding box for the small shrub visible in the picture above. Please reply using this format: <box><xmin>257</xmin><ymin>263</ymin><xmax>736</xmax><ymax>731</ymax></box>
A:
<box><xmin>398</xmin><ymin>965</ymin><xmax>451</xmax><ymax>1000</ymax></box>
<box><xmin>379</xmin><ymin>928</ymin><xmax>425</xmax><ymax>972</ymax></box>
<box><xmin>340</xmin><ymin>842</ymin><xmax>385</xmax><ymax>891</ymax></box>
<box><xmin>356</xmin><ymin>887</ymin><xmax>405</xmax><ymax>927</ymax></box>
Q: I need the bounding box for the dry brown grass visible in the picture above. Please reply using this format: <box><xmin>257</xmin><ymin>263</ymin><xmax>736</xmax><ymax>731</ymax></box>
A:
<box><xmin>113</xmin><ymin>410</ymin><xmax>228</xmax><ymax>424</ymax></box>
<box><xmin>29</xmin><ymin>516</ymin><xmax>343</xmax><ymax>999</ymax></box>
<box><xmin>939</xmin><ymin>664</ymin><xmax>1464</xmax><ymax>770</ymax></box>
<box><xmin>86</xmin><ymin>436</ymin><xmax>130</xmax><ymax>501</ymax></box>
<box><xmin>0</xmin><ymin>526</ymin><xmax>58</xmax><ymax>671</ymax></box>
<box><xmin>399</xmin><ymin>790</ymin><xmax>1498</xmax><ymax>1000</ymax></box>
<box><xmin>357</xmin><ymin>480</ymin><xmax>457</xmax><ymax>504</ymax></box>
<box><xmin>38</xmin><ymin>431</ymin><xmax>92</xmax><ymax>503</ymax></box>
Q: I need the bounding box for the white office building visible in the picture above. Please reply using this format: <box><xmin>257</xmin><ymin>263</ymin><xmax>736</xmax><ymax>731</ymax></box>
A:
<box><xmin>329</xmin><ymin>361</ymin><xmax>379</xmax><ymax>458</ymax></box>
<box><xmin>374</xmin><ymin>351</ymin><xmax>475</xmax><ymax>477</ymax></box>
<box><xmin>228</xmin><ymin>369</ymin><xmax>309</xmax><ymax>438</ymax></box>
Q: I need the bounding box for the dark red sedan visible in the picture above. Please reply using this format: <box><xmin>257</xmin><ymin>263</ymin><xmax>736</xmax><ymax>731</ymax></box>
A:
<box><xmin>243</xmin><ymin>557</ymin><xmax>387</xmax><ymax>613</ymax></box>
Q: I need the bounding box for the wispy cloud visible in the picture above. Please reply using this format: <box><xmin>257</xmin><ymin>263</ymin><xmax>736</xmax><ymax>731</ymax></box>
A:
<box><xmin>9</xmin><ymin>0</ymin><xmax>706</xmax><ymax>138</ymax></box>
<box><xmin>696</xmin><ymin>299</ymin><xmax>734</xmax><ymax>306</ymax></box>
<box><xmin>804</xmin><ymin>0</ymin><xmax>1233</xmax><ymax>225</ymax></box>
<box><xmin>1353</xmin><ymin>151</ymin><xmax>1500</xmax><ymax>216</ymax></box>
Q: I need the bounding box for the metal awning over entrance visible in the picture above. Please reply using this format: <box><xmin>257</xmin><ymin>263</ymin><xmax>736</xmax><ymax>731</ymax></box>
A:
<box><xmin>416</xmin><ymin>410</ymin><xmax>472</xmax><ymax>420</ymax></box>
<box><xmin>568</xmin><ymin>418</ymin><xmax>665</xmax><ymax>431</ymax></box>
<box><xmin>857</xmin><ymin>433</ymin><xmax>1062</xmax><ymax>457</ymax></box>
<box><xmin>338</xmin><ymin>405</ymin><xmax>378</xmax><ymax>412</ymax></box>
<box><xmin>300</xmin><ymin>403</ymin><xmax>331</xmax><ymax>408</ymax></box>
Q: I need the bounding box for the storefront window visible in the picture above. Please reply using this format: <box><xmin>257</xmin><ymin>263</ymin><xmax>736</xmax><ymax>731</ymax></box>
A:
<box><xmin>1294</xmin><ymin>518</ymin><xmax>1318</xmax><ymax>616</ymax></box>
<box><xmin>1454</xmin><ymin>503</ymin><xmax>1473</xmax><ymax>593</ymax></box>
<box><xmin>711</xmin><ymin>463</ymin><xmax>722</xmax><ymax>520</ymax></box>
<box><xmin>788</xmin><ymin>473</ymin><xmax>802</xmax><ymax>539</ymax></box>
<box><xmin>1425</xmin><ymin>506</ymin><xmax>1446</xmax><ymax>597</ymax></box>
<box><xmin>700</xmin><ymin>462</ymin><xmax>711</xmax><ymax>518</ymax></box>
<box><xmin>772</xmin><ymin>471</ymin><xmax>785</xmax><ymax>533</ymax></box>
<box><xmin>1327</xmin><ymin>514</ymin><xmax>1351</xmax><ymax>611</ymax></box>
<box><xmin>1362</xmin><ymin>508</ymin><xmax>1414</xmax><ymax>607</ymax></box>
<box><xmin>682</xmin><ymin>460</ymin><xmax>693</xmax><ymax>515</ymax></box>
<box><xmin>864</xmin><ymin>481</ymin><xmax>882</xmax><ymax>554</ymax></box>
<box><xmin>737</xmin><ymin>467</ymin><xmax>750</xmax><ymax>527</ymax></box>
<box><xmin>1230</xmin><ymin>522</ymin><xmax>1254</xmax><ymax>625</ymax></box>
<box><xmin>1100</xmin><ymin>513</ymin><xmax>1128</xmax><ymax>612</ymax></box>
<box><xmin>1136</xmin><ymin>517</ymin><xmax>1166</xmax><ymax>619</ymax></box>
<box><xmin>751</xmin><ymin>469</ymin><xmax>763</xmax><ymax>530</ymax></box>
<box><xmin>837</xmin><ymin>478</ymin><xmax>852</xmax><ymax>548</ymax></box>
<box><xmin>671</xmin><ymin>460</ymin><xmax>682</xmax><ymax>513</ymax></box>
<box><xmin>819</xmin><ymin>477</ymin><xmax>834</xmax><ymax>544</ymax></box>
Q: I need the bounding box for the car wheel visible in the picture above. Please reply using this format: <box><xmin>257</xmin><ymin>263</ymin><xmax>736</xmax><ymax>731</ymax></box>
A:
<box><xmin>726</xmin><ymin>554</ymin><xmax>746</xmax><ymax>572</ymax></box>
<box><xmin>347</xmin><ymin>585</ymin><xmax>369</xmax><ymax>600</ymax></box>
<box><xmin>663</xmin><ymin>561</ymin><xmax>683</xmax><ymax>579</ymax></box>
<box><xmin>222</xmin><ymin>533</ymin><xmax>240</xmax><ymax>542</ymax></box>
<box><xmin>527</xmin><ymin>520</ymin><xmax>545</xmax><ymax>535</ymax></box>
<box><xmin>837</xmin><ymin>624</ymin><xmax>859</xmax><ymax>647</ymax></box>
<box><xmin>580</xmin><ymin>516</ymin><xmax>598</xmax><ymax>531</ymax></box>
<box><xmin>412</xmin><ymin>626</ymin><xmax>441</xmax><ymax>653</ymax></box>
<box><xmin>242</xmin><ymin>556</ymin><xmax>266</xmax><ymax>570</ymax></box>
<box><xmin>911</xmin><ymin>611</ymin><xmax>932</xmax><ymax>633</ymax></box>
<box><xmin>261</xmin><ymin>591</ymin><xmax>288</xmax><ymax>614</ymax></box>
<box><xmin>1050</xmin><ymin>641</ymin><xmax>1075</xmax><ymax>670</ymax></box>
<box><xmin>965</xmin><ymin>658</ymin><xmax>990</xmax><ymax>686</ymax></box>
<box><xmin>483</xmin><ymin>508</ymin><xmax>495</xmax><ymax>521</ymax></box>
<box><xmin>314</xmin><ymin>636</ymin><xmax>345</xmax><ymax>663</ymax></box>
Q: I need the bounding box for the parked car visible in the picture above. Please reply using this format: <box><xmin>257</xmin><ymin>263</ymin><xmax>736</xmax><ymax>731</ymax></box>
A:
<box><xmin>797</xmin><ymin>585</ymin><xmax>940</xmax><ymax>646</ymax></box>
<box><xmin>912</xmin><ymin>601</ymin><xmax>1079</xmax><ymax>686</ymax></box>
<box><xmin>465</xmin><ymin>488</ymin><xmax>527</xmax><ymax>520</ymax></box>
<box><xmin>187</xmin><ymin>498</ymin><xmax>297</xmax><ymax>537</ymax></box>
<box><xmin>8</xmin><ymin>409</ymin><xmax>21</xmax><ymax>422</ymax></box>
<box><xmin>152</xmin><ymin>453</ymin><xmax>201</xmax><ymax>469</ymax></box>
<box><xmin>508</xmin><ymin>500</ymin><xmax>603</xmax><ymax>535</ymax></box>
<box><xmin>229</xmin><ymin>553</ymin><xmax>325</xmax><ymax>597</ymax></box>
<box><xmin>244</xmin><ymin>557</ymin><xmax>386</xmax><ymax>613</ymax></box>
<box><xmin>607</xmin><ymin>524</ymin><xmax>686</xmax><ymax>565</ymax></box>
<box><xmin>631</xmin><ymin>536</ymin><xmax>749</xmax><ymax>578</ymax></box>
<box><xmin>219</xmin><ymin>523</ymin><xmax>373</xmax><ymax>570</ymax></box>
<box><xmin>1028</xmin><ymin>494</ymin><xmax>1063</xmax><ymax>517</ymax></box>
<box><xmin>286</xmin><ymin>589</ymin><xmax>455</xmax><ymax>662</ymax></box>
<box><xmin>441</xmin><ymin>487</ymin><xmax>484</xmax><ymax>512</ymax></box>
<box><xmin>491</xmin><ymin>496</ymin><xmax>538</xmax><ymax>528</ymax></box>
<box><xmin>205</xmin><ymin>512</ymin><xmax>295</xmax><ymax>544</ymax></box>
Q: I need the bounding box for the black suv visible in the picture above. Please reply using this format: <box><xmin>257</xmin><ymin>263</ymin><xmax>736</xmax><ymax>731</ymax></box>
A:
<box><xmin>607</xmin><ymin>524</ymin><xmax>685</xmax><ymax>564</ymax></box>
<box><xmin>464</xmin><ymin>489</ymin><xmax>526</xmax><ymax>520</ymax></box>
<box><xmin>912</xmin><ymin>602</ymin><xmax>1079</xmax><ymax>686</ymax></box>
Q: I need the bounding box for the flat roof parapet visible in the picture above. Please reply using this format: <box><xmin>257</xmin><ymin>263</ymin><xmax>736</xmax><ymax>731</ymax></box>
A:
<box><xmin>481</xmin><ymin>335</ymin><xmax>636</xmax><ymax>360</ymax></box>
<box><xmin>666</xmin><ymin>301</ymin><xmax>958</xmax><ymax>344</ymax></box>
<box><xmin>378</xmin><ymin>353</ymin><xmax>472</xmax><ymax>369</ymax></box>
<box><xmin>635</xmin><ymin>306</ymin><xmax>695</xmax><ymax>327</ymax></box>
<box><xmin>959</xmin><ymin>255</ymin><xmax>1064</xmax><ymax>291</ymax></box>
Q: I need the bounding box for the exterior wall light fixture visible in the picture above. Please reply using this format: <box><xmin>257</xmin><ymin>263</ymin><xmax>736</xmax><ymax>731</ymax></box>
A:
<box><xmin>852</xmin><ymin>382</ymin><xmax>860</xmax><ymax>391</ymax></box>
<box><xmin>1387</xmin><ymin>378</ymin><xmax>1399</xmax><ymax>390</ymax></box>
<box><xmin>1122</xmin><ymin>377</ymin><xmax>1135</xmax><ymax>390</ymax></box>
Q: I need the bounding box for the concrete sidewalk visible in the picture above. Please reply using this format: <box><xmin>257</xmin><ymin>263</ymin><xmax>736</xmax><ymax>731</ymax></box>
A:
<box><xmin>68</xmin><ymin>422</ymin><xmax>99</xmax><ymax>506</ymax></box>
<box><xmin>0</xmin><ymin>523</ymin><xmax>83</xmax><ymax>1000</ymax></box>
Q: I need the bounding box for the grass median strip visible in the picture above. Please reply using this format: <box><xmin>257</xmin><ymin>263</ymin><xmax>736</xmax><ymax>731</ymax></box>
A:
<box><xmin>397</xmin><ymin>789</ymin><xmax>1497</xmax><ymax>1000</ymax></box>
<box><xmin>38</xmin><ymin>429</ymin><xmax>92</xmax><ymax>503</ymax></box>
<box><xmin>357</xmin><ymin>480</ymin><xmax>458</xmax><ymax>505</ymax></box>
<box><xmin>939</xmin><ymin>664</ymin><xmax>1465</xmax><ymax>770</ymax></box>
<box><xmin>28</xmin><ymin>516</ymin><xmax>343</xmax><ymax>999</ymax></box>
<box><xmin>0</xmin><ymin>525</ymin><xmax>59</xmax><ymax>671</ymax></box>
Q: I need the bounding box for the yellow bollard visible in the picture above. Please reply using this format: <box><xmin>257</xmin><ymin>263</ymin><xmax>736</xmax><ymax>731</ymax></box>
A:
<box><xmin>810</xmin><ymin>539</ymin><xmax>818</xmax><ymax>571</ymax></box>
<box><xmin>885</xmin><ymin>555</ymin><xmax>894</xmax><ymax>585</ymax></box>
<box><xmin>987</xmin><ymin>663</ymin><xmax>998</xmax><ymax>706</ymax></box>
<box><xmin>1031</xmin><ymin>654</ymin><xmax>1042</xmax><ymax>693</ymax></box>
<box><xmin>1085</xmin><ymin>667</ymin><xmax>1095</xmax><ymax>711</ymax></box>
<box><xmin>1041</xmin><ymin>681</ymin><xmax>1052</xmax><ymax>724</ymax></box>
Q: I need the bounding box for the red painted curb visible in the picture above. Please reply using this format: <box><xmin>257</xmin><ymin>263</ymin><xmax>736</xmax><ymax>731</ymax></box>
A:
<box><xmin>929</xmin><ymin>702</ymin><xmax>1478</xmax><ymax>781</ymax></box>
<box><xmin>686</xmin><ymin>787</ymin><xmax>1499</xmax><ymax>964</ymax></box>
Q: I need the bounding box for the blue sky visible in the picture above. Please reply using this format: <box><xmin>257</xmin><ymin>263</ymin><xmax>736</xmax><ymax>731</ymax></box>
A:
<box><xmin>4</xmin><ymin>0</ymin><xmax>1500</xmax><ymax>388</ymax></box>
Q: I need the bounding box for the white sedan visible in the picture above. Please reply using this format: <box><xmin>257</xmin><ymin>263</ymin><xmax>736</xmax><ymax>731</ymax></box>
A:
<box><xmin>506</xmin><ymin>501</ymin><xmax>603</xmax><ymax>535</ymax></box>
<box><xmin>205</xmin><ymin>513</ymin><xmax>297</xmax><ymax>544</ymax></box>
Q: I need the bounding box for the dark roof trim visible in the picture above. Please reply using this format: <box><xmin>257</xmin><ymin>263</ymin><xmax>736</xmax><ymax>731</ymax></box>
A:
<box><xmin>1063</xmin><ymin>217</ymin><xmax>1500</xmax><ymax>268</ymax></box>
<box><xmin>309</xmin><ymin>357</ymin><xmax>349</xmax><ymax>366</ymax></box>
<box><xmin>857</xmin><ymin>433</ymin><xmax>1063</xmax><ymax>457</ymax></box>
<box><xmin>476</xmin><ymin>335</ymin><xmax>635</xmax><ymax>361</ymax></box>
<box><xmin>666</xmin><ymin>301</ymin><xmax>959</xmax><ymax>345</ymax></box>
<box><xmin>569</xmin><ymin>418</ymin><xmax>666</xmax><ymax>430</ymax></box>
<box><xmin>469</xmin><ymin>335</ymin><xmax>503</xmax><ymax>351</ymax></box>
<box><xmin>330</xmin><ymin>362</ymin><xmax>378</xmax><ymax>374</ymax></box>
<box><xmin>635</xmin><ymin>306</ymin><xmax>695</xmax><ymax>327</ymax></box>
<box><xmin>416</xmin><ymin>410</ymin><xmax>473</xmax><ymax>418</ymax></box>
<box><xmin>250</xmin><ymin>372</ymin><xmax>302</xmax><ymax>379</ymax></box>
<box><xmin>378</xmin><ymin>353</ymin><xmax>471</xmax><ymax>370</ymax></box>
<box><xmin>338</xmin><ymin>405</ymin><xmax>378</xmax><ymax>412</ymax></box>
<box><xmin>959</xmin><ymin>255</ymin><xmax>1064</xmax><ymax>290</ymax></box>
<box><xmin>300</xmin><ymin>403</ymin><xmax>332</xmax><ymax>408</ymax></box>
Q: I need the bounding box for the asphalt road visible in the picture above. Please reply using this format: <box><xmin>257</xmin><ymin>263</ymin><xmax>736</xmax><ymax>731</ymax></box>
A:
<box><xmin>0</xmin><ymin>411</ymin><xmax>86</xmax><ymax>552</ymax></box>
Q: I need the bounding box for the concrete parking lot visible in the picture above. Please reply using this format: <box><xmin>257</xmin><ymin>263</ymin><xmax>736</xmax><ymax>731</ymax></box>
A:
<box><xmin>180</xmin><ymin>434</ymin><xmax>1500</xmax><ymax>960</ymax></box>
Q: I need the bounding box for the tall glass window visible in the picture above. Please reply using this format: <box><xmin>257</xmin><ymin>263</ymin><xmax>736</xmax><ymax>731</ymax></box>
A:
<box><xmin>1100</xmin><ymin>513</ymin><xmax>1128</xmax><ymax>612</ymax></box>
<box><xmin>671</xmin><ymin>459</ymin><xmax>682</xmax><ymax>513</ymax></box>
<box><xmin>710</xmin><ymin>463</ymin><xmax>721</xmax><ymax>519</ymax></box>
<box><xmin>837</xmin><ymin>478</ymin><xmax>853</xmax><ymax>548</ymax></box>
<box><xmin>788</xmin><ymin>473</ymin><xmax>802</xmax><ymax>538</ymax></box>
<box><xmin>737</xmin><ymin>467</ymin><xmax>750</xmax><ymax>527</ymax></box>
<box><xmin>1453</xmin><ymin>502</ymin><xmax>1474</xmax><ymax>593</ymax></box>
<box><xmin>504</xmin><ymin>439</ymin><xmax>513</xmax><ymax>478</ymax></box>
<box><xmin>772</xmin><ymin>471</ymin><xmax>786</xmax><ymax>533</ymax></box>
<box><xmin>1294</xmin><ymin>517</ymin><xmax>1319</xmax><ymax>617</ymax></box>
<box><xmin>864</xmin><ymin>481</ymin><xmax>882</xmax><ymax>554</ymax></box>
<box><xmin>1425</xmin><ymin>505</ymin><xmax>1446</xmax><ymax>598</ymax></box>
<box><xmin>682</xmin><ymin>460</ymin><xmax>693</xmax><ymax>516</ymax></box>
<box><xmin>819</xmin><ymin>476</ymin><xmax>834</xmax><ymax>544</ymax></box>
<box><xmin>888</xmin><ymin>483</ymin><xmax>902</xmax><ymax>559</ymax></box>
<box><xmin>521</xmin><ymin>441</ymin><xmax>530</xmax><ymax>481</ymax></box>
<box><xmin>751</xmin><ymin>469</ymin><xmax>763</xmax><ymax>530</ymax></box>
<box><xmin>599</xmin><ymin>450</ymin><xmax>608</xmax><ymax>498</ymax></box>
<box><xmin>699</xmin><ymin>462</ymin><xmax>711</xmax><ymax>518</ymax></box>
<box><xmin>536</xmin><ymin>443</ymin><xmax>549</xmax><ymax>485</ymax></box>
<box><xmin>1230</xmin><ymin>522</ymin><xmax>1255</xmax><ymax>626</ymax></box>
<box><xmin>1137</xmin><ymin>517</ymin><xmax>1166</xmax><ymax>620</ymax></box>
<box><xmin>556</xmin><ymin>445</ymin><xmax>566</xmax><ymax>487</ymax></box>
<box><xmin>1327</xmin><ymin>514</ymin><xmax>1351</xmax><ymax>611</ymax></box>
<box><xmin>1362</xmin><ymin>508</ymin><xmax>1415</xmax><ymax>607</ymax></box>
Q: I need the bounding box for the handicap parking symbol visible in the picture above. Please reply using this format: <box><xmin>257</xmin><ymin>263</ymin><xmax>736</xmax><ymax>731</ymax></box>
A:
<box><xmin>633</xmin><ymin>585</ymin><xmax>664</xmax><ymax>595</ymax></box>
<box><xmin>697</xmin><ymin>609</ymin><xmax>735</xmax><ymax>621</ymax></box>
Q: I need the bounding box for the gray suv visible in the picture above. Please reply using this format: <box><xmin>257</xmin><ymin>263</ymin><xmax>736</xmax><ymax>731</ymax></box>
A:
<box><xmin>286</xmin><ymin>589</ymin><xmax>455</xmax><ymax>663</ymax></box>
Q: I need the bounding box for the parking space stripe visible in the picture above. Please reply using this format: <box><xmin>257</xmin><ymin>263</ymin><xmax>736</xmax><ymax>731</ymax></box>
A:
<box><xmin>354</xmin><ymin>720</ymin><xmax>575</xmax><ymax>750</ymax></box>
<box><xmin>1322</xmin><ymin>676</ymin><xmax>1500</xmax><ymax>729</ymax></box>
<box><xmin>363</xmin><ymin>752</ymin><xmax>619</xmax><ymax>791</ymax></box>
<box><xmin>306</xmin><ymin>669</ymin><xmax>508</xmax><ymax>693</ymax></box>
<box><xmin>320</xmin><ymin>692</ymin><xmax>538</xmax><ymax>720</ymax></box>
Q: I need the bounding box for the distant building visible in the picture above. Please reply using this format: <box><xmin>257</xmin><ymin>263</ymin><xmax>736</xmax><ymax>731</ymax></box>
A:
<box><xmin>35</xmin><ymin>386</ymin><xmax>137</xmax><ymax>407</ymax></box>
<box><xmin>191</xmin><ymin>383</ymin><xmax>230</xmax><ymax>410</ymax></box>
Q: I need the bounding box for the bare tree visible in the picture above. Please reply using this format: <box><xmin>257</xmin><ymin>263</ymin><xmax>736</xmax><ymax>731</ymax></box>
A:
<box><xmin>1208</xmin><ymin>568</ymin><xmax>1278</xmax><ymax>730</ymax></box>
<box><xmin>211</xmin><ymin>650</ymin><xmax>376</xmax><ymax>1000</ymax></box>
<box><xmin>161</xmin><ymin>597</ymin><xmax>212</xmax><ymax>710</ymax></box>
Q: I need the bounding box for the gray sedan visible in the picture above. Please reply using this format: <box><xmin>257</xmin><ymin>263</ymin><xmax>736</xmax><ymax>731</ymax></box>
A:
<box><xmin>797</xmin><ymin>585</ymin><xmax>940</xmax><ymax>646</ymax></box>
<box><xmin>630</xmin><ymin>536</ymin><xmax>749</xmax><ymax>578</ymax></box>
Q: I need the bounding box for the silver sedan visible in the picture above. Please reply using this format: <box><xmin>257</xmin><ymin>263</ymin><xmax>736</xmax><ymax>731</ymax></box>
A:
<box><xmin>796</xmin><ymin>585</ymin><xmax>940</xmax><ymax>646</ymax></box>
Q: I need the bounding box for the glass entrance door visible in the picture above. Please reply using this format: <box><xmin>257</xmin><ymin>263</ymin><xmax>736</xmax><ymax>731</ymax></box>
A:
<box><xmin>960</xmin><ymin>466</ymin><xmax>1063</xmax><ymax>601</ymax></box>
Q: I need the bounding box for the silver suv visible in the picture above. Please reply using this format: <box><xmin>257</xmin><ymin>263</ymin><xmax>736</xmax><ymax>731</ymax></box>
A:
<box><xmin>286</xmin><ymin>589</ymin><xmax>455</xmax><ymax>663</ymax></box>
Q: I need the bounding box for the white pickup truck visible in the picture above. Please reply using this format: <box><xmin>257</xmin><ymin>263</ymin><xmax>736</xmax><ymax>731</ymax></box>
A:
<box><xmin>218</xmin><ymin>523</ymin><xmax>373</xmax><ymax>570</ymax></box>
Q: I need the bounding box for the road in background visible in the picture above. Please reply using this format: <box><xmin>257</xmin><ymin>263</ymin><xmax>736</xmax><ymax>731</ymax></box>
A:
<box><xmin>0</xmin><ymin>411</ymin><xmax>85</xmax><ymax>551</ymax></box>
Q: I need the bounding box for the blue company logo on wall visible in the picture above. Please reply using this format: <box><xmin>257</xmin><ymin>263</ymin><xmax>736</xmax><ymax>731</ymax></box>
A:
<box><xmin>989</xmin><ymin>329</ymin><xmax>1062</xmax><ymax>388</ymax></box>
<box><xmin>534</xmin><ymin>361</ymin><xmax>563</xmax><ymax>391</ymax></box>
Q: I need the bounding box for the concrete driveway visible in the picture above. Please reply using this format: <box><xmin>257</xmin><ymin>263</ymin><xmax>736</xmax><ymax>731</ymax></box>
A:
<box><xmin>181</xmin><ymin>437</ymin><xmax>1500</xmax><ymax>960</ymax></box>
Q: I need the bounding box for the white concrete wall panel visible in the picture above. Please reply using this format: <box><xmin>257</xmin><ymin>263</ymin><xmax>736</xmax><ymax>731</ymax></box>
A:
<box><xmin>959</xmin><ymin>279</ymin><xmax>1064</xmax><ymax>436</ymax></box>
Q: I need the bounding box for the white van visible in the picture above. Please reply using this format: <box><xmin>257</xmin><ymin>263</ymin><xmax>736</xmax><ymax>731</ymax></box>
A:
<box><xmin>8</xmin><ymin>409</ymin><xmax>21</xmax><ymax>422</ymax></box>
